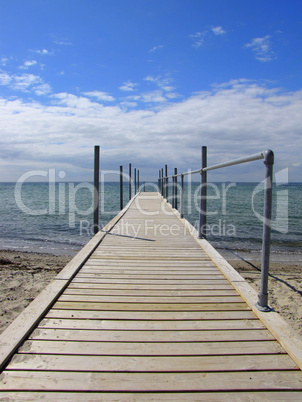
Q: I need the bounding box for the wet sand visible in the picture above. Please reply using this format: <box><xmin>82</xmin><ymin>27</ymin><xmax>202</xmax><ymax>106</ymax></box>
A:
<box><xmin>0</xmin><ymin>250</ymin><xmax>301</xmax><ymax>336</ymax></box>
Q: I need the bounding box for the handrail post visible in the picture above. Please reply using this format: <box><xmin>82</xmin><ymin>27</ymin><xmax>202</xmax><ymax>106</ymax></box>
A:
<box><xmin>138</xmin><ymin>170</ymin><xmax>140</xmax><ymax>191</ymax></box>
<box><xmin>165</xmin><ymin>165</ymin><xmax>168</xmax><ymax>199</ymax></box>
<box><xmin>198</xmin><ymin>146</ymin><xmax>207</xmax><ymax>238</ymax></box>
<box><xmin>129</xmin><ymin>163</ymin><xmax>132</xmax><ymax>200</ymax></box>
<box><xmin>180</xmin><ymin>174</ymin><xmax>184</xmax><ymax>218</ymax></box>
<box><xmin>256</xmin><ymin>150</ymin><xmax>274</xmax><ymax>312</ymax></box>
<box><xmin>174</xmin><ymin>168</ymin><xmax>178</xmax><ymax>210</ymax></box>
<box><xmin>158</xmin><ymin>170</ymin><xmax>161</xmax><ymax>193</ymax></box>
<box><xmin>93</xmin><ymin>145</ymin><xmax>100</xmax><ymax>235</ymax></box>
<box><xmin>120</xmin><ymin>165</ymin><xmax>123</xmax><ymax>210</ymax></box>
<box><xmin>134</xmin><ymin>168</ymin><xmax>137</xmax><ymax>194</ymax></box>
<box><xmin>161</xmin><ymin>168</ymin><xmax>164</xmax><ymax>196</ymax></box>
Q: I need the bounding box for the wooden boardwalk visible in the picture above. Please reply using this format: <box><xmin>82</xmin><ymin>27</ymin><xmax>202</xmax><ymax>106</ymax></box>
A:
<box><xmin>0</xmin><ymin>192</ymin><xmax>302</xmax><ymax>400</ymax></box>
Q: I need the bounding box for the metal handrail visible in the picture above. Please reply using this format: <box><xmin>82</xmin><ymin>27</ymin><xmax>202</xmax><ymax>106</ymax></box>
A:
<box><xmin>158</xmin><ymin>148</ymin><xmax>274</xmax><ymax>312</ymax></box>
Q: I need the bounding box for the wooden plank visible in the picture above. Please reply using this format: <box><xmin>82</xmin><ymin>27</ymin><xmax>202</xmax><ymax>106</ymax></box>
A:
<box><xmin>63</xmin><ymin>288</ymin><xmax>238</xmax><ymax>296</ymax></box>
<box><xmin>58</xmin><ymin>295</ymin><xmax>243</xmax><ymax>303</ymax></box>
<box><xmin>53</xmin><ymin>301</ymin><xmax>249</xmax><ymax>311</ymax></box>
<box><xmin>18</xmin><ymin>340</ymin><xmax>286</xmax><ymax>356</ymax></box>
<box><xmin>0</xmin><ymin>391</ymin><xmax>301</xmax><ymax>401</ymax></box>
<box><xmin>71</xmin><ymin>278</ymin><xmax>230</xmax><ymax>284</ymax></box>
<box><xmin>29</xmin><ymin>328</ymin><xmax>274</xmax><ymax>342</ymax></box>
<box><xmin>45</xmin><ymin>309</ymin><xmax>257</xmax><ymax>320</ymax></box>
<box><xmin>1</xmin><ymin>371</ymin><xmax>302</xmax><ymax>391</ymax></box>
<box><xmin>7</xmin><ymin>354</ymin><xmax>297</xmax><ymax>372</ymax></box>
<box><xmin>38</xmin><ymin>318</ymin><xmax>265</xmax><ymax>330</ymax></box>
<box><xmin>67</xmin><ymin>283</ymin><xmax>234</xmax><ymax>290</ymax></box>
<box><xmin>74</xmin><ymin>273</ymin><xmax>226</xmax><ymax>279</ymax></box>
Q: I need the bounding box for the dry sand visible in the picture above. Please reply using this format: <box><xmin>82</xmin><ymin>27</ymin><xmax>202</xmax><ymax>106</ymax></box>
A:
<box><xmin>0</xmin><ymin>250</ymin><xmax>301</xmax><ymax>337</ymax></box>
<box><xmin>0</xmin><ymin>250</ymin><xmax>71</xmax><ymax>334</ymax></box>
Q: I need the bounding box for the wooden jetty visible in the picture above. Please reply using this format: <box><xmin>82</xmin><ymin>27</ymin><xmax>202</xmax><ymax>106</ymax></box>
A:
<box><xmin>1</xmin><ymin>192</ymin><xmax>302</xmax><ymax>400</ymax></box>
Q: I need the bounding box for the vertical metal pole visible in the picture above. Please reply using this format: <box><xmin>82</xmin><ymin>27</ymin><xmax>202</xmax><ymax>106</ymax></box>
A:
<box><xmin>198</xmin><ymin>146</ymin><xmax>207</xmax><ymax>238</ymax></box>
<box><xmin>134</xmin><ymin>168</ymin><xmax>137</xmax><ymax>194</ymax></box>
<box><xmin>93</xmin><ymin>145</ymin><xmax>100</xmax><ymax>235</ymax></box>
<box><xmin>158</xmin><ymin>170</ymin><xmax>161</xmax><ymax>193</ymax></box>
<box><xmin>120</xmin><ymin>165</ymin><xmax>123</xmax><ymax>210</ymax></box>
<box><xmin>165</xmin><ymin>165</ymin><xmax>168</xmax><ymax>200</ymax></box>
<box><xmin>256</xmin><ymin>150</ymin><xmax>274</xmax><ymax>311</ymax></box>
<box><xmin>172</xmin><ymin>173</ymin><xmax>175</xmax><ymax>209</ymax></box>
<box><xmin>161</xmin><ymin>168</ymin><xmax>164</xmax><ymax>196</ymax></box>
<box><xmin>138</xmin><ymin>170</ymin><xmax>140</xmax><ymax>191</ymax></box>
<box><xmin>174</xmin><ymin>168</ymin><xmax>178</xmax><ymax>210</ymax></box>
<box><xmin>129</xmin><ymin>163</ymin><xmax>132</xmax><ymax>200</ymax></box>
<box><xmin>144</xmin><ymin>182</ymin><xmax>146</xmax><ymax>192</ymax></box>
<box><xmin>180</xmin><ymin>174</ymin><xmax>184</xmax><ymax>218</ymax></box>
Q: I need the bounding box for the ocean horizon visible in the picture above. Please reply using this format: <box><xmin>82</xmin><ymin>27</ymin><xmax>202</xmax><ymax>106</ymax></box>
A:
<box><xmin>0</xmin><ymin>181</ymin><xmax>301</xmax><ymax>263</ymax></box>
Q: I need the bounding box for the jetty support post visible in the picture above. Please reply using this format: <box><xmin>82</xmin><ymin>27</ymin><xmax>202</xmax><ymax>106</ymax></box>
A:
<box><xmin>256</xmin><ymin>150</ymin><xmax>274</xmax><ymax>312</ymax></box>
<box><xmin>129</xmin><ymin>163</ymin><xmax>132</xmax><ymax>200</ymax></box>
<box><xmin>165</xmin><ymin>165</ymin><xmax>168</xmax><ymax>200</ymax></box>
<box><xmin>138</xmin><ymin>170</ymin><xmax>140</xmax><ymax>191</ymax></box>
<box><xmin>93</xmin><ymin>145</ymin><xmax>100</xmax><ymax>235</ymax></box>
<box><xmin>120</xmin><ymin>165</ymin><xmax>123</xmax><ymax>210</ymax></box>
<box><xmin>158</xmin><ymin>170</ymin><xmax>161</xmax><ymax>193</ymax></box>
<box><xmin>134</xmin><ymin>168</ymin><xmax>137</xmax><ymax>194</ymax></box>
<box><xmin>180</xmin><ymin>174</ymin><xmax>184</xmax><ymax>218</ymax></box>
<box><xmin>161</xmin><ymin>168</ymin><xmax>164</xmax><ymax>196</ymax></box>
<box><xmin>174</xmin><ymin>168</ymin><xmax>178</xmax><ymax>210</ymax></box>
<box><xmin>198</xmin><ymin>146</ymin><xmax>207</xmax><ymax>239</ymax></box>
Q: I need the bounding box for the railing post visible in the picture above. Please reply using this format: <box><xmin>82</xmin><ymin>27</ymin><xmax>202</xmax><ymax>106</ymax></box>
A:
<box><xmin>174</xmin><ymin>168</ymin><xmax>178</xmax><ymax>210</ymax></box>
<box><xmin>93</xmin><ymin>145</ymin><xmax>100</xmax><ymax>235</ymax></box>
<box><xmin>256</xmin><ymin>150</ymin><xmax>274</xmax><ymax>312</ymax></box>
<box><xmin>134</xmin><ymin>168</ymin><xmax>137</xmax><ymax>194</ymax></box>
<box><xmin>180</xmin><ymin>174</ymin><xmax>184</xmax><ymax>218</ymax></box>
<box><xmin>129</xmin><ymin>163</ymin><xmax>132</xmax><ymax>200</ymax></box>
<box><xmin>198</xmin><ymin>146</ymin><xmax>207</xmax><ymax>238</ymax></box>
<box><xmin>165</xmin><ymin>165</ymin><xmax>168</xmax><ymax>200</ymax></box>
<box><xmin>138</xmin><ymin>170</ymin><xmax>140</xmax><ymax>191</ymax></box>
<box><xmin>158</xmin><ymin>170</ymin><xmax>161</xmax><ymax>193</ymax></box>
<box><xmin>161</xmin><ymin>168</ymin><xmax>164</xmax><ymax>196</ymax></box>
<box><xmin>144</xmin><ymin>182</ymin><xmax>146</xmax><ymax>192</ymax></box>
<box><xmin>120</xmin><ymin>165</ymin><xmax>123</xmax><ymax>210</ymax></box>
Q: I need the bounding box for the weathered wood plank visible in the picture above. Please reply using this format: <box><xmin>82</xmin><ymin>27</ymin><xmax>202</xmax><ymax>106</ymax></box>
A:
<box><xmin>7</xmin><ymin>354</ymin><xmax>297</xmax><ymax>372</ymax></box>
<box><xmin>58</xmin><ymin>295</ymin><xmax>243</xmax><ymax>303</ymax></box>
<box><xmin>63</xmin><ymin>288</ymin><xmax>238</xmax><ymax>296</ymax></box>
<box><xmin>0</xmin><ymin>391</ymin><xmax>301</xmax><ymax>401</ymax></box>
<box><xmin>45</xmin><ymin>309</ymin><xmax>256</xmax><ymax>320</ymax></box>
<box><xmin>1</xmin><ymin>371</ymin><xmax>302</xmax><ymax>391</ymax></box>
<box><xmin>38</xmin><ymin>318</ymin><xmax>265</xmax><ymax>330</ymax></box>
<box><xmin>53</xmin><ymin>301</ymin><xmax>249</xmax><ymax>311</ymax></box>
<box><xmin>18</xmin><ymin>340</ymin><xmax>286</xmax><ymax>356</ymax></box>
<box><xmin>29</xmin><ymin>328</ymin><xmax>274</xmax><ymax>342</ymax></box>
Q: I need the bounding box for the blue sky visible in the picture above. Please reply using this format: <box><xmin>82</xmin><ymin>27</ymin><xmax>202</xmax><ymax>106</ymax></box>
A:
<box><xmin>0</xmin><ymin>0</ymin><xmax>302</xmax><ymax>182</ymax></box>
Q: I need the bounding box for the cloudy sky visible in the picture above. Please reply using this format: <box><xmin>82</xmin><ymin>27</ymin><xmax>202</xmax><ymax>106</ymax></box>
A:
<box><xmin>0</xmin><ymin>0</ymin><xmax>302</xmax><ymax>182</ymax></box>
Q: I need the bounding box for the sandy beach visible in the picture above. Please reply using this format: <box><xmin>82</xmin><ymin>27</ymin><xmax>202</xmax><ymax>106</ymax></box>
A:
<box><xmin>0</xmin><ymin>250</ymin><xmax>301</xmax><ymax>337</ymax></box>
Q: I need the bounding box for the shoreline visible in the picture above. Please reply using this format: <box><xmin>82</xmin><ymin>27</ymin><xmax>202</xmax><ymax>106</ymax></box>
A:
<box><xmin>0</xmin><ymin>249</ymin><xmax>301</xmax><ymax>337</ymax></box>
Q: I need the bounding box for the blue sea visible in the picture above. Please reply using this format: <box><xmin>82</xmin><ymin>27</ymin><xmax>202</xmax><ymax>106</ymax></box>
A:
<box><xmin>0</xmin><ymin>181</ymin><xmax>301</xmax><ymax>263</ymax></box>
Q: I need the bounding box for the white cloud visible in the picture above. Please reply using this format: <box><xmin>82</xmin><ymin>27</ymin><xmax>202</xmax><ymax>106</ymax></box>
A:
<box><xmin>211</xmin><ymin>26</ymin><xmax>226</xmax><ymax>35</ymax></box>
<box><xmin>36</xmin><ymin>49</ymin><xmax>50</xmax><ymax>55</ymax></box>
<box><xmin>34</xmin><ymin>83</ymin><xmax>52</xmax><ymax>96</ymax></box>
<box><xmin>245</xmin><ymin>35</ymin><xmax>275</xmax><ymax>62</ymax></box>
<box><xmin>0</xmin><ymin>72</ymin><xmax>12</xmax><ymax>85</ymax></box>
<box><xmin>190</xmin><ymin>27</ymin><xmax>226</xmax><ymax>48</ymax></box>
<box><xmin>144</xmin><ymin>75</ymin><xmax>176</xmax><ymax>93</ymax></box>
<box><xmin>119</xmin><ymin>81</ymin><xmax>137</xmax><ymax>91</ymax></box>
<box><xmin>83</xmin><ymin>91</ymin><xmax>115</xmax><ymax>102</ymax></box>
<box><xmin>149</xmin><ymin>45</ymin><xmax>164</xmax><ymax>53</ymax></box>
<box><xmin>1</xmin><ymin>57</ymin><xmax>8</xmax><ymax>66</ymax></box>
<box><xmin>189</xmin><ymin>32</ymin><xmax>205</xmax><ymax>48</ymax></box>
<box><xmin>19</xmin><ymin>60</ymin><xmax>37</xmax><ymax>69</ymax></box>
<box><xmin>12</xmin><ymin>73</ymin><xmax>43</xmax><ymax>91</ymax></box>
<box><xmin>0</xmin><ymin>80</ymin><xmax>302</xmax><ymax>181</ymax></box>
